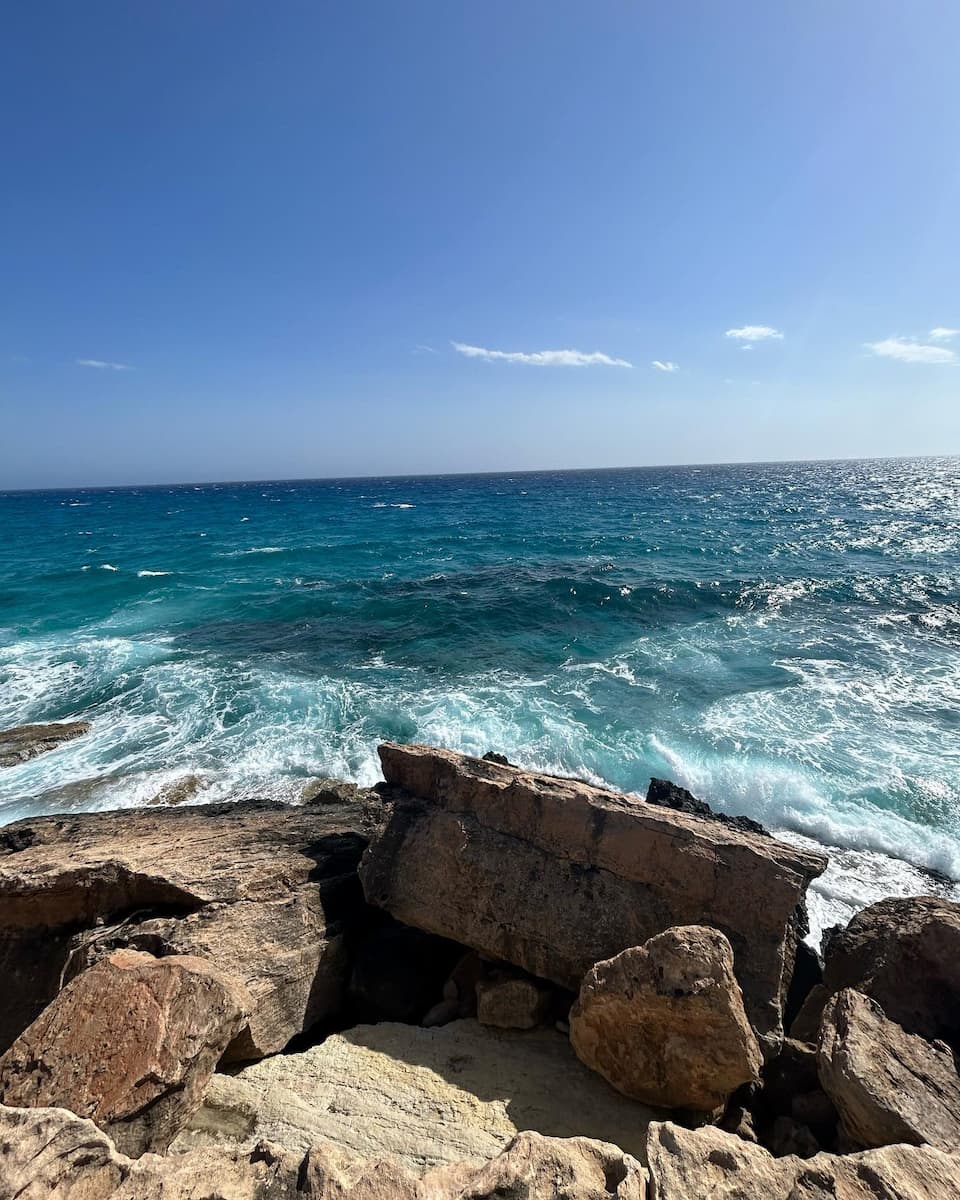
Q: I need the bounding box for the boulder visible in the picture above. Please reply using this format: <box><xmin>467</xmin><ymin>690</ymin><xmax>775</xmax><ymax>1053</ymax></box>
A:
<box><xmin>0</xmin><ymin>948</ymin><xmax>250</xmax><ymax>1156</ymax></box>
<box><xmin>569</xmin><ymin>926</ymin><xmax>762</xmax><ymax>1112</ymax></box>
<box><xmin>476</xmin><ymin>973</ymin><xmax>552</xmax><ymax>1030</ymax></box>
<box><xmin>645</xmin><ymin>1120</ymin><xmax>960</xmax><ymax>1199</ymax></box>
<box><xmin>147</xmin><ymin>773</ymin><xmax>208</xmax><ymax>806</ymax></box>
<box><xmin>818</xmin><ymin>987</ymin><xmax>960</xmax><ymax>1151</ymax></box>
<box><xmin>361</xmin><ymin>745</ymin><xmax>827</xmax><ymax>1054</ymax></box>
<box><xmin>178</xmin><ymin>1019</ymin><xmax>662</xmax><ymax>1168</ymax></box>
<box><xmin>645</xmin><ymin>777</ymin><xmax>767</xmax><ymax>837</ymax></box>
<box><xmin>0</xmin><ymin>720</ymin><xmax>91</xmax><ymax>768</ymax></box>
<box><xmin>0</xmin><ymin>793</ymin><xmax>384</xmax><ymax>1057</ymax></box>
<box><xmin>819</xmin><ymin>896</ymin><xmax>960</xmax><ymax>1047</ymax></box>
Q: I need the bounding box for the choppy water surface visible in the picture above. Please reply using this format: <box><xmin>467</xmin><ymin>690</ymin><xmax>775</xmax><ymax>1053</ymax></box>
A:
<box><xmin>2</xmin><ymin>458</ymin><xmax>959</xmax><ymax>937</ymax></box>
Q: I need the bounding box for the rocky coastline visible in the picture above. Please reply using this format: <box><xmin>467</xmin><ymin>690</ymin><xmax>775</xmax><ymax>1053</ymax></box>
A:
<box><xmin>1</xmin><ymin>737</ymin><xmax>959</xmax><ymax>1197</ymax></box>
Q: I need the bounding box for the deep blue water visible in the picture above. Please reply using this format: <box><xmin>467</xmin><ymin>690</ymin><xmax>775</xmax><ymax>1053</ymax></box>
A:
<box><xmin>2</xmin><ymin>458</ymin><xmax>959</xmax><ymax>932</ymax></box>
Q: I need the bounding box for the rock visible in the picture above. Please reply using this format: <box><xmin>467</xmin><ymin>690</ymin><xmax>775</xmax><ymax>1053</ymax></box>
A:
<box><xmin>0</xmin><ymin>1103</ymin><xmax>126</xmax><ymax>1199</ymax></box>
<box><xmin>0</xmin><ymin>793</ymin><xmax>384</xmax><ymax>1057</ymax></box>
<box><xmin>767</xmin><ymin>1115</ymin><xmax>819</xmax><ymax>1158</ymax></box>
<box><xmin>147</xmin><ymin>773</ymin><xmax>208</xmax><ymax>806</ymax></box>
<box><xmin>569</xmin><ymin>926</ymin><xmax>762</xmax><ymax>1112</ymax></box>
<box><xmin>476</xmin><ymin>973</ymin><xmax>551</xmax><ymax>1029</ymax></box>
<box><xmin>0</xmin><ymin>720</ymin><xmax>91</xmax><ymax>768</ymax></box>
<box><xmin>446</xmin><ymin>951</ymin><xmax>484</xmax><ymax>1017</ymax></box>
<box><xmin>788</xmin><ymin>982</ymin><xmax>830</xmax><ymax>1042</ymax></box>
<box><xmin>645</xmin><ymin>1120</ymin><xmax>960</xmax><ymax>1199</ymax></box>
<box><xmin>645</xmin><ymin>777</ymin><xmax>767</xmax><ymax>837</ymax></box>
<box><xmin>178</xmin><ymin>1019</ymin><xmax>663</xmax><ymax>1168</ymax></box>
<box><xmin>819</xmin><ymin>897</ymin><xmax>960</xmax><ymax>1048</ymax></box>
<box><xmin>347</xmin><ymin>919</ymin><xmax>464</xmax><ymax>1024</ymax></box>
<box><xmin>0</xmin><ymin>948</ymin><xmax>250</xmax><ymax>1156</ymax></box>
<box><xmin>299</xmin><ymin>778</ymin><xmax>367</xmax><ymax>806</ymax></box>
<box><xmin>0</xmin><ymin>1103</ymin><xmax>305</xmax><ymax>1199</ymax></box>
<box><xmin>362</xmin><ymin>744</ymin><xmax>827</xmax><ymax>1055</ymax></box>
<box><xmin>818</xmin><ymin>987</ymin><xmax>960</xmax><ymax>1152</ymax></box>
<box><xmin>718</xmin><ymin>1103</ymin><xmax>758</xmax><ymax>1143</ymax></box>
<box><xmin>481</xmin><ymin>751</ymin><xmax>511</xmax><ymax>766</ymax></box>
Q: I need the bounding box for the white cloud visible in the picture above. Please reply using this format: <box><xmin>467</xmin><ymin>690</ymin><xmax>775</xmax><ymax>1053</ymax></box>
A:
<box><xmin>452</xmin><ymin>342</ymin><xmax>631</xmax><ymax>368</ymax></box>
<box><xmin>413</xmin><ymin>344</ymin><xmax>438</xmax><ymax>354</ymax></box>
<box><xmin>724</xmin><ymin>325</ymin><xmax>784</xmax><ymax>343</ymax></box>
<box><xmin>651</xmin><ymin>360</ymin><xmax>678</xmax><ymax>372</ymax></box>
<box><xmin>866</xmin><ymin>337</ymin><xmax>956</xmax><ymax>365</ymax></box>
<box><xmin>77</xmin><ymin>358</ymin><xmax>132</xmax><ymax>370</ymax></box>
<box><xmin>929</xmin><ymin>327</ymin><xmax>958</xmax><ymax>343</ymax></box>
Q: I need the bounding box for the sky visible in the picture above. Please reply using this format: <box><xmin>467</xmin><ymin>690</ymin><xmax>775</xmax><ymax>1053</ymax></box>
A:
<box><xmin>2</xmin><ymin>2</ymin><xmax>959</xmax><ymax>488</ymax></box>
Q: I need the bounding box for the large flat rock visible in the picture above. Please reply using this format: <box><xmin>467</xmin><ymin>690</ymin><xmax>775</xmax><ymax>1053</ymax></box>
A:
<box><xmin>361</xmin><ymin>744</ymin><xmax>827</xmax><ymax>1052</ymax></box>
<box><xmin>0</xmin><ymin>794</ymin><xmax>385</xmax><ymax>1056</ymax></box>
<box><xmin>178</xmin><ymin>1019</ymin><xmax>664</xmax><ymax>1169</ymax></box>
<box><xmin>0</xmin><ymin>721</ymin><xmax>90</xmax><ymax>768</ymax></box>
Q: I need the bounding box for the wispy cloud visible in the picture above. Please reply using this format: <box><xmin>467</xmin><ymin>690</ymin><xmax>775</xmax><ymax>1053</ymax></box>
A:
<box><xmin>413</xmin><ymin>344</ymin><xmax>438</xmax><ymax>355</ymax></box>
<box><xmin>651</xmin><ymin>360</ymin><xmax>678</xmax><ymax>372</ymax></box>
<box><xmin>724</xmin><ymin>325</ymin><xmax>784</xmax><ymax>343</ymax></box>
<box><xmin>452</xmin><ymin>342</ymin><xmax>632</xmax><ymax>368</ymax></box>
<box><xmin>76</xmin><ymin>358</ymin><xmax>132</xmax><ymax>371</ymax></box>
<box><xmin>929</xmin><ymin>327</ymin><xmax>958</xmax><ymax>343</ymax></box>
<box><xmin>866</xmin><ymin>336</ymin><xmax>957</xmax><ymax>365</ymax></box>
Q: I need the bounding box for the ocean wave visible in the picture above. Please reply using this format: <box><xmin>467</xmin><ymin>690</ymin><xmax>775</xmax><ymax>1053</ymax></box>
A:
<box><xmin>137</xmin><ymin>570</ymin><xmax>172</xmax><ymax>577</ymax></box>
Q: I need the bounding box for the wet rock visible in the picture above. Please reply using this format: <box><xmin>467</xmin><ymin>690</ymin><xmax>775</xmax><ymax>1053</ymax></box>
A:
<box><xmin>476</xmin><ymin>973</ymin><xmax>552</xmax><ymax>1029</ymax></box>
<box><xmin>645</xmin><ymin>1119</ymin><xmax>960</xmax><ymax>1199</ymax></box>
<box><xmin>645</xmin><ymin>777</ymin><xmax>768</xmax><ymax>837</ymax></box>
<box><xmin>569</xmin><ymin>926</ymin><xmax>762</xmax><ymax>1112</ymax></box>
<box><xmin>818</xmin><ymin>987</ymin><xmax>960</xmax><ymax>1151</ymax></box>
<box><xmin>300</xmin><ymin>778</ymin><xmax>368</xmax><ymax>806</ymax></box>
<box><xmin>0</xmin><ymin>793</ymin><xmax>384</xmax><ymax>1056</ymax></box>
<box><xmin>820</xmin><ymin>896</ymin><xmax>960</xmax><ymax>1048</ymax></box>
<box><xmin>179</xmin><ymin>1019</ymin><xmax>662</xmax><ymax>1168</ymax></box>
<box><xmin>147</xmin><ymin>773</ymin><xmax>208</xmax><ymax>806</ymax></box>
<box><xmin>0</xmin><ymin>949</ymin><xmax>249</xmax><ymax>1156</ymax></box>
<box><xmin>0</xmin><ymin>720</ymin><xmax>91</xmax><ymax>768</ymax></box>
<box><xmin>362</xmin><ymin>744</ymin><xmax>827</xmax><ymax>1055</ymax></box>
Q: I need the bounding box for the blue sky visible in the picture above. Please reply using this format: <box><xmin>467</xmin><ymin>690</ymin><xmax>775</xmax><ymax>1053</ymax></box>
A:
<box><xmin>2</xmin><ymin>2</ymin><xmax>959</xmax><ymax>487</ymax></box>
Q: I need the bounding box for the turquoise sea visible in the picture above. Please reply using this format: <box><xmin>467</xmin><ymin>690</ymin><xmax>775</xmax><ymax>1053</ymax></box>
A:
<box><xmin>2</xmin><ymin>458</ymin><xmax>959</xmax><ymax>936</ymax></box>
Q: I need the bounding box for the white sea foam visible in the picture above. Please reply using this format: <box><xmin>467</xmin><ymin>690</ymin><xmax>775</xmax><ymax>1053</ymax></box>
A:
<box><xmin>99</xmin><ymin>564</ymin><xmax>118</xmax><ymax>571</ymax></box>
<box><xmin>137</xmin><ymin>570</ymin><xmax>172</xmax><ymax>577</ymax></box>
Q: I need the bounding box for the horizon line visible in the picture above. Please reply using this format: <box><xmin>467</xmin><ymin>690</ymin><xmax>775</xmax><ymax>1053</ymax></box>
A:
<box><xmin>1</xmin><ymin>451</ymin><xmax>957</xmax><ymax>496</ymax></box>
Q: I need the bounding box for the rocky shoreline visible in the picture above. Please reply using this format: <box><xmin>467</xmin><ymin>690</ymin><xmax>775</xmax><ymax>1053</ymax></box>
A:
<box><xmin>1</xmin><ymin>740</ymin><xmax>959</xmax><ymax>1197</ymax></box>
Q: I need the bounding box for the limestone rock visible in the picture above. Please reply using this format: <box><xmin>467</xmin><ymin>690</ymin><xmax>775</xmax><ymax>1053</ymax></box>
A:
<box><xmin>0</xmin><ymin>1103</ymin><xmax>126</xmax><ymax>1199</ymax></box>
<box><xmin>0</xmin><ymin>948</ymin><xmax>250</xmax><ymax>1156</ymax></box>
<box><xmin>361</xmin><ymin>744</ymin><xmax>826</xmax><ymax>1054</ymax></box>
<box><xmin>569</xmin><ymin>926</ymin><xmax>762</xmax><ymax>1112</ymax></box>
<box><xmin>179</xmin><ymin>1019</ymin><xmax>662</xmax><ymax>1169</ymax></box>
<box><xmin>820</xmin><ymin>896</ymin><xmax>960</xmax><ymax>1047</ymax></box>
<box><xmin>476</xmin><ymin>973</ymin><xmax>551</xmax><ymax>1029</ymax></box>
<box><xmin>147</xmin><ymin>773</ymin><xmax>208</xmax><ymax>806</ymax></box>
<box><xmin>0</xmin><ymin>720</ymin><xmax>90</xmax><ymax>768</ymax></box>
<box><xmin>0</xmin><ymin>794</ymin><xmax>384</xmax><ymax>1055</ymax></box>
<box><xmin>818</xmin><ymin>987</ymin><xmax>960</xmax><ymax>1151</ymax></box>
<box><xmin>645</xmin><ymin>1120</ymin><xmax>960</xmax><ymax>1199</ymax></box>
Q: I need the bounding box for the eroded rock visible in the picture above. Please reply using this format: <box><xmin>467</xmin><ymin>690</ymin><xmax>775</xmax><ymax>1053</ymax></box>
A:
<box><xmin>0</xmin><ymin>721</ymin><xmax>91</xmax><ymax>768</ymax></box>
<box><xmin>569</xmin><ymin>926</ymin><xmax>762</xmax><ymax>1112</ymax></box>
<box><xmin>818</xmin><ymin>987</ymin><xmax>960</xmax><ymax>1151</ymax></box>
<box><xmin>0</xmin><ymin>948</ymin><xmax>250</xmax><ymax>1156</ymax></box>
<box><xmin>179</xmin><ymin>1019</ymin><xmax>662</xmax><ymax>1168</ymax></box>
<box><xmin>476</xmin><ymin>973</ymin><xmax>552</xmax><ymax>1030</ymax></box>
<box><xmin>0</xmin><ymin>794</ymin><xmax>384</xmax><ymax>1056</ymax></box>
<box><xmin>361</xmin><ymin>744</ymin><xmax>827</xmax><ymax>1054</ymax></box>
<box><xmin>645</xmin><ymin>1120</ymin><xmax>960</xmax><ymax>1199</ymax></box>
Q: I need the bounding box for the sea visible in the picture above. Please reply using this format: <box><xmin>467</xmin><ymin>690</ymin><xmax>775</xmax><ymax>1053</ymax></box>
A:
<box><xmin>2</xmin><ymin>457</ymin><xmax>959</xmax><ymax>942</ymax></box>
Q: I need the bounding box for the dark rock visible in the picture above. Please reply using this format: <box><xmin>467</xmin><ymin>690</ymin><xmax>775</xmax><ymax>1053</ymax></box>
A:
<box><xmin>784</xmin><ymin>940</ymin><xmax>823</xmax><ymax>1034</ymax></box>
<box><xmin>0</xmin><ymin>721</ymin><xmax>91</xmax><ymax>768</ymax></box>
<box><xmin>645</xmin><ymin>777</ymin><xmax>768</xmax><ymax>837</ymax></box>
<box><xmin>481</xmin><ymin>752</ymin><xmax>511</xmax><ymax>766</ymax></box>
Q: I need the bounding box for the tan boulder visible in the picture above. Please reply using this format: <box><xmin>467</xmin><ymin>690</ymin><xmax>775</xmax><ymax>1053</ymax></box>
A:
<box><xmin>0</xmin><ymin>1103</ymin><xmax>126</xmax><ymax>1199</ymax></box>
<box><xmin>0</xmin><ymin>949</ymin><xmax>250</xmax><ymax>1156</ymax></box>
<box><xmin>817</xmin><ymin>896</ymin><xmax>960</xmax><ymax>1046</ymax></box>
<box><xmin>476</xmin><ymin>974</ymin><xmax>551</xmax><ymax>1029</ymax></box>
<box><xmin>179</xmin><ymin>1019</ymin><xmax>662</xmax><ymax>1169</ymax></box>
<box><xmin>0</xmin><ymin>793</ymin><xmax>384</xmax><ymax>1056</ymax></box>
<box><xmin>645</xmin><ymin>1120</ymin><xmax>960</xmax><ymax>1199</ymax></box>
<box><xmin>569</xmin><ymin>926</ymin><xmax>762</xmax><ymax>1112</ymax></box>
<box><xmin>361</xmin><ymin>744</ymin><xmax>826</xmax><ymax>1054</ymax></box>
<box><xmin>818</xmin><ymin>988</ymin><xmax>960</xmax><ymax>1151</ymax></box>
